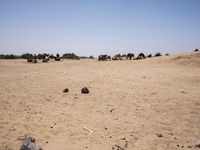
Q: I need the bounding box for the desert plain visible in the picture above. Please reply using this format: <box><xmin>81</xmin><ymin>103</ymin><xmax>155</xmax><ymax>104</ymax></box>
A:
<box><xmin>0</xmin><ymin>51</ymin><xmax>200</xmax><ymax>150</ymax></box>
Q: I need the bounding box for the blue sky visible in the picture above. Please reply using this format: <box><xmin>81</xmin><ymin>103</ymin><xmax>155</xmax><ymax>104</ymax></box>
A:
<box><xmin>0</xmin><ymin>0</ymin><xmax>200</xmax><ymax>56</ymax></box>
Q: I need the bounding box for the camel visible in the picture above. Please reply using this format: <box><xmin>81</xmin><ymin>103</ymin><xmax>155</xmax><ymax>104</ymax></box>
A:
<box><xmin>112</xmin><ymin>54</ymin><xmax>122</xmax><ymax>60</ymax></box>
<box><xmin>31</xmin><ymin>54</ymin><xmax>38</xmax><ymax>63</ymax></box>
<box><xmin>147</xmin><ymin>54</ymin><xmax>152</xmax><ymax>58</ymax></box>
<box><xmin>154</xmin><ymin>52</ymin><xmax>162</xmax><ymax>57</ymax></box>
<box><xmin>54</xmin><ymin>53</ymin><xmax>61</xmax><ymax>61</ymax></box>
<box><xmin>42</xmin><ymin>54</ymin><xmax>49</xmax><ymax>63</ymax></box>
<box><xmin>32</xmin><ymin>59</ymin><xmax>38</xmax><ymax>63</ymax></box>
<box><xmin>98</xmin><ymin>55</ymin><xmax>111</xmax><ymax>61</ymax></box>
<box><xmin>27</xmin><ymin>58</ymin><xmax>32</xmax><ymax>62</ymax></box>
<box><xmin>136</xmin><ymin>53</ymin><xmax>146</xmax><ymax>60</ymax></box>
<box><xmin>42</xmin><ymin>58</ymin><xmax>48</xmax><ymax>63</ymax></box>
<box><xmin>126</xmin><ymin>53</ymin><xmax>134</xmax><ymax>60</ymax></box>
<box><xmin>121</xmin><ymin>54</ymin><xmax>127</xmax><ymax>60</ymax></box>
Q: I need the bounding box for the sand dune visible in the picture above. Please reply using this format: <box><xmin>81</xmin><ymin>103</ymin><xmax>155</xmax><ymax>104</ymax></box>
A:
<box><xmin>0</xmin><ymin>51</ymin><xmax>200</xmax><ymax>150</ymax></box>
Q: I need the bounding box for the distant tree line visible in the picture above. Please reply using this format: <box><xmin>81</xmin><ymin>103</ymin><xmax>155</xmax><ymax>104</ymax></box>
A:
<box><xmin>0</xmin><ymin>52</ymin><xmax>95</xmax><ymax>60</ymax></box>
<box><xmin>0</xmin><ymin>53</ymin><xmax>34</xmax><ymax>59</ymax></box>
<box><xmin>0</xmin><ymin>54</ymin><xmax>20</xmax><ymax>59</ymax></box>
<box><xmin>62</xmin><ymin>53</ymin><xmax>79</xmax><ymax>60</ymax></box>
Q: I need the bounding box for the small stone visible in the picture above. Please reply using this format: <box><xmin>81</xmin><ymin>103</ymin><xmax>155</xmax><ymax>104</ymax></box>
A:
<box><xmin>81</xmin><ymin>87</ymin><xmax>89</xmax><ymax>94</ymax></box>
<box><xmin>110</xmin><ymin>109</ymin><xmax>115</xmax><ymax>112</ymax></box>
<box><xmin>187</xmin><ymin>146</ymin><xmax>192</xmax><ymax>148</ymax></box>
<box><xmin>157</xmin><ymin>133</ymin><xmax>162</xmax><ymax>137</ymax></box>
<box><xmin>177</xmin><ymin>144</ymin><xmax>179</xmax><ymax>147</ymax></box>
<box><xmin>46</xmin><ymin>141</ymin><xmax>48</xmax><ymax>144</ymax></box>
<box><xmin>105</xmin><ymin>128</ymin><xmax>107</xmax><ymax>130</ymax></box>
<box><xmin>5</xmin><ymin>146</ymin><xmax>13</xmax><ymax>150</ymax></box>
<box><xmin>63</xmin><ymin>88</ymin><xmax>69</xmax><ymax>93</ymax></box>
<box><xmin>196</xmin><ymin>141</ymin><xmax>200</xmax><ymax>148</ymax></box>
<box><xmin>51</xmin><ymin>126</ymin><xmax>53</xmax><ymax>128</ymax></box>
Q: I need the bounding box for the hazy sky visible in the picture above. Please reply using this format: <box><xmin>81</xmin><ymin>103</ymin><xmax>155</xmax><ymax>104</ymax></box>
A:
<box><xmin>0</xmin><ymin>0</ymin><xmax>200</xmax><ymax>56</ymax></box>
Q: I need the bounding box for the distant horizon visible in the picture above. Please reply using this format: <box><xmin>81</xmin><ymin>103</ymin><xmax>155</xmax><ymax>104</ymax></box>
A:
<box><xmin>0</xmin><ymin>0</ymin><xmax>200</xmax><ymax>56</ymax></box>
<box><xmin>0</xmin><ymin>48</ymin><xmax>197</xmax><ymax>57</ymax></box>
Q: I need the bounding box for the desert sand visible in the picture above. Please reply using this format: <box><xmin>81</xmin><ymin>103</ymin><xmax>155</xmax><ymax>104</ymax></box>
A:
<box><xmin>0</xmin><ymin>52</ymin><xmax>200</xmax><ymax>150</ymax></box>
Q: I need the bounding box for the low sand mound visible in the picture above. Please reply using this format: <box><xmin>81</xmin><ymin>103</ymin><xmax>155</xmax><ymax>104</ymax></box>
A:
<box><xmin>170</xmin><ymin>51</ymin><xmax>200</xmax><ymax>66</ymax></box>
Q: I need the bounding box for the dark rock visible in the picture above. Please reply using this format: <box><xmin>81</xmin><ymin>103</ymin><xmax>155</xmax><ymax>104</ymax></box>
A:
<box><xmin>81</xmin><ymin>87</ymin><xmax>89</xmax><ymax>94</ymax></box>
<box><xmin>136</xmin><ymin>53</ymin><xmax>146</xmax><ymax>59</ymax></box>
<box><xmin>63</xmin><ymin>88</ymin><xmax>69</xmax><ymax>93</ymax></box>
<box><xmin>157</xmin><ymin>133</ymin><xmax>162</xmax><ymax>137</ymax></box>
<box><xmin>110</xmin><ymin>109</ymin><xmax>115</xmax><ymax>112</ymax></box>
<box><xmin>196</xmin><ymin>141</ymin><xmax>200</xmax><ymax>148</ymax></box>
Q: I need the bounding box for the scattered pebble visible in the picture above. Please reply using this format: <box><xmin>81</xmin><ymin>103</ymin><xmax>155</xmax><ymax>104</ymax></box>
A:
<box><xmin>121</xmin><ymin>137</ymin><xmax>126</xmax><ymax>140</ymax></box>
<box><xmin>63</xmin><ymin>88</ymin><xmax>69</xmax><ymax>93</ymax></box>
<box><xmin>81</xmin><ymin>87</ymin><xmax>89</xmax><ymax>94</ymax></box>
<box><xmin>110</xmin><ymin>109</ymin><xmax>115</xmax><ymax>112</ymax></box>
<box><xmin>157</xmin><ymin>133</ymin><xmax>162</xmax><ymax>137</ymax></box>
<box><xmin>196</xmin><ymin>141</ymin><xmax>200</xmax><ymax>148</ymax></box>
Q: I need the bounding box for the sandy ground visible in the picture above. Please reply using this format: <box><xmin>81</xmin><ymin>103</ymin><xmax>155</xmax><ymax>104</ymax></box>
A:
<box><xmin>0</xmin><ymin>52</ymin><xmax>200</xmax><ymax>150</ymax></box>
